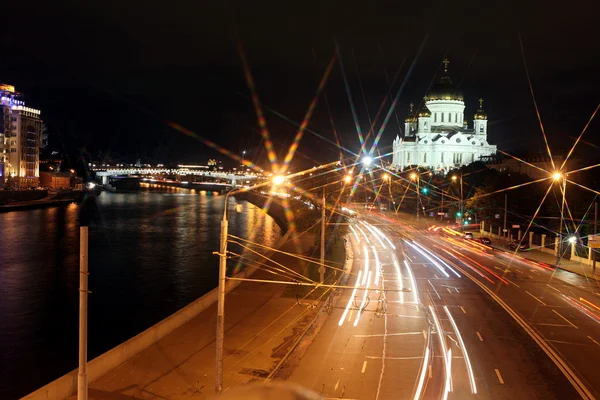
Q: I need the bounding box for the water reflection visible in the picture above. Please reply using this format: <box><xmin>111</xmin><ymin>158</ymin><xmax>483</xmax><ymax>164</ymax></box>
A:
<box><xmin>0</xmin><ymin>188</ymin><xmax>282</xmax><ymax>399</ymax></box>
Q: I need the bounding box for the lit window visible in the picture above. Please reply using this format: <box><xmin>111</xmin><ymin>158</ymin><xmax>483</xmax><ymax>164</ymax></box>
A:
<box><xmin>480</xmin><ymin>125</ymin><xmax>484</xmax><ymax>133</ymax></box>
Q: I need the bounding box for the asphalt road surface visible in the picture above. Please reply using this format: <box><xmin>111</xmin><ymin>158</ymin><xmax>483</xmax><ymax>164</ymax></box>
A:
<box><xmin>285</xmin><ymin>211</ymin><xmax>595</xmax><ymax>399</ymax></box>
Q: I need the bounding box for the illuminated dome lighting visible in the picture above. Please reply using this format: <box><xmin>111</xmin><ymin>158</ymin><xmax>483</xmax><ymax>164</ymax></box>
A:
<box><xmin>425</xmin><ymin>58</ymin><xmax>464</xmax><ymax>102</ymax></box>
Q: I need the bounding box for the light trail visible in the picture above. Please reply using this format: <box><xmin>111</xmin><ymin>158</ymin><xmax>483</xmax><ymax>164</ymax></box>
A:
<box><xmin>444</xmin><ymin>246</ymin><xmax>508</xmax><ymax>285</ymax></box>
<box><xmin>371</xmin><ymin>224</ymin><xmax>397</xmax><ymax>249</ymax></box>
<box><xmin>405</xmin><ymin>241</ymin><xmax>450</xmax><ymax>278</ymax></box>
<box><xmin>412</xmin><ymin>241</ymin><xmax>462</xmax><ymax>278</ymax></box>
<box><xmin>372</xmin><ymin>245</ymin><xmax>381</xmax><ymax>287</ymax></box>
<box><xmin>412</xmin><ymin>346</ymin><xmax>430</xmax><ymax>400</ymax></box>
<box><xmin>354</xmin><ymin>271</ymin><xmax>372</xmax><ymax>327</ymax></box>
<box><xmin>444</xmin><ymin>306</ymin><xmax>477</xmax><ymax>394</ymax></box>
<box><xmin>392</xmin><ymin>254</ymin><xmax>404</xmax><ymax>304</ymax></box>
<box><xmin>349</xmin><ymin>225</ymin><xmax>361</xmax><ymax>244</ymax></box>
<box><xmin>403</xmin><ymin>259</ymin><xmax>419</xmax><ymax>304</ymax></box>
<box><xmin>362</xmin><ymin>245</ymin><xmax>370</xmax><ymax>285</ymax></box>
<box><xmin>439</xmin><ymin>247</ymin><xmax>495</xmax><ymax>284</ymax></box>
<box><xmin>362</xmin><ymin>221</ymin><xmax>387</xmax><ymax>248</ymax></box>
<box><xmin>338</xmin><ymin>270</ymin><xmax>364</xmax><ymax>326</ymax></box>
<box><xmin>429</xmin><ymin>305</ymin><xmax>452</xmax><ymax>394</ymax></box>
<box><xmin>356</xmin><ymin>225</ymin><xmax>372</xmax><ymax>245</ymax></box>
<box><xmin>443</xmin><ymin>349</ymin><xmax>452</xmax><ymax>400</ymax></box>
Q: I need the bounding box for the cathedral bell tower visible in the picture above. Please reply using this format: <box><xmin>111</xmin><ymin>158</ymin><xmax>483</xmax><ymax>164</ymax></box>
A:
<box><xmin>473</xmin><ymin>98</ymin><xmax>488</xmax><ymax>135</ymax></box>
<box><xmin>404</xmin><ymin>103</ymin><xmax>418</xmax><ymax>136</ymax></box>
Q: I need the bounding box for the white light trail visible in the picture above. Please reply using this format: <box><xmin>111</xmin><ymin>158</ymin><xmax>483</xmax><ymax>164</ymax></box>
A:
<box><xmin>413</xmin><ymin>241</ymin><xmax>461</xmax><ymax>278</ymax></box>
<box><xmin>372</xmin><ymin>245</ymin><xmax>381</xmax><ymax>286</ymax></box>
<box><xmin>412</xmin><ymin>346</ymin><xmax>430</xmax><ymax>400</ymax></box>
<box><xmin>392</xmin><ymin>254</ymin><xmax>404</xmax><ymax>304</ymax></box>
<box><xmin>349</xmin><ymin>225</ymin><xmax>361</xmax><ymax>244</ymax></box>
<box><xmin>405</xmin><ymin>241</ymin><xmax>450</xmax><ymax>278</ymax></box>
<box><xmin>354</xmin><ymin>271</ymin><xmax>372</xmax><ymax>326</ymax></box>
<box><xmin>356</xmin><ymin>225</ymin><xmax>372</xmax><ymax>245</ymax></box>
<box><xmin>363</xmin><ymin>245</ymin><xmax>370</xmax><ymax>285</ymax></box>
<box><xmin>362</xmin><ymin>222</ymin><xmax>386</xmax><ymax>248</ymax></box>
<box><xmin>338</xmin><ymin>270</ymin><xmax>364</xmax><ymax>326</ymax></box>
<box><xmin>429</xmin><ymin>305</ymin><xmax>452</xmax><ymax>393</ymax></box>
<box><xmin>367</xmin><ymin>222</ymin><xmax>396</xmax><ymax>249</ymax></box>
<box><xmin>403</xmin><ymin>260</ymin><xmax>419</xmax><ymax>304</ymax></box>
<box><xmin>443</xmin><ymin>349</ymin><xmax>452</xmax><ymax>400</ymax></box>
<box><xmin>444</xmin><ymin>306</ymin><xmax>477</xmax><ymax>394</ymax></box>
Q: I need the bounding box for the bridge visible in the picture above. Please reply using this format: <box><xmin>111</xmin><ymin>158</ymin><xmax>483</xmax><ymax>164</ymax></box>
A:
<box><xmin>90</xmin><ymin>165</ymin><xmax>261</xmax><ymax>188</ymax></box>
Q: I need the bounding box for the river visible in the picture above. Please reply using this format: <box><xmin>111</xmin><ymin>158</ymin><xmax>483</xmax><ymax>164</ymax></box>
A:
<box><xmin>0</xmin><ymin>187</ymin><xmax>282</xmax><ymax>399</ymax></box>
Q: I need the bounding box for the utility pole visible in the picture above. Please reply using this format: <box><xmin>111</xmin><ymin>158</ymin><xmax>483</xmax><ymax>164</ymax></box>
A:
<box><xmin>416</xmin><ymin>177</ymin><xmax>420</xmax><ymax>222</ymax></box>
<box><xmin>556</xmin><ymin>178</ymin><xmax>566</xmax><ymax>266</ymax></box>
<box><xmin>319</xmin><ymin>187</ymin><xmax>326</xmax><ymax>282</ymax></box>
<box><xmin>78</xmin><ymin>227</ymin><xmax>89</xmax><ymax>400</ymax></box>
<box><xmin>503</xmin><ymin>193</ymin><xmax>507</xmax><ymax>239</ymax></box>
<box><xmin>460</xmin><ymin>172</ymin><xmax>464</xmax><ymax>225</ymax></box>
<box><xmin>216</xmin><ymin>203</ymin><xmax>228</xmax><ymax>394</ymax></box>
<box><xmin>439</xmin><ymin>188</ymin><xmax>444</xmax><ymax>222</ymax></box>
<box><xmin>594</xmin><ymin>202</ymin><xmax>597</xmax><ymax>273</ymax></box>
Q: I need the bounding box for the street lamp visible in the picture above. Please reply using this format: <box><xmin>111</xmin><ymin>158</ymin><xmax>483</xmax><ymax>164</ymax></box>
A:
<box><xmin>215</xmin><ymin>174</ymin><xmax>287</xmax><ymax>394</ymax></box>
<box><xmin>344</xmin><ymin>174</ymin><xmax>352</xmax><ymax>184</ymax></box>
<box><xmin>362</xmin><ymin>156</ymin><xmax>373</xmax><ymax>168</ymax></box>
<box><xmin>553</xmin><ymin>172</ymin><xmax>567</xmax><ymax>266</ymax></box>
<box><xmin>411</xmin><ymin>173</ymin><xmax>420</xmax><ymax>222</ymax></box>
<box><xmin>382</xmin><ymin>173</ymin><xmax>390</xmax><ymax>181</ymax></box>
<box><xmin>452</xmin><ymin>173</ymin><xmax>463</xmax><ymax>225</ymax></box>
<box><xmin>241</xmin><ymin>150</ymin><xmax>246</xmax><ymax>167</ymax></box>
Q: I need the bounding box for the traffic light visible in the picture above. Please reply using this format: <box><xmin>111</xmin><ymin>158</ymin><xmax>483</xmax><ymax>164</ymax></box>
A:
<box><xmin>422</xmin><ymin>187</ymin><xmax>428</xmax><ymax>194</ymax></box>
<box><xmin>456</xmin><ymin>212</ymin><xmax>462</xmax><ymax>217</ymax></box>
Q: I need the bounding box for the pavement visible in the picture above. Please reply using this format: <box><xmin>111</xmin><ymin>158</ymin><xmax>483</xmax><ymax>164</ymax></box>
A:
<box><xmin>70</xmin><ymin>229</ymin><xmax>337</xmax><ymax>400</ymax></box>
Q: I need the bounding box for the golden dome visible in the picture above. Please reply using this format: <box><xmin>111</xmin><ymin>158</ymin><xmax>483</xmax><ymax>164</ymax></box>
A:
<box><xmin>418</xmin><ymin>105</ymin><xmax>431</xmax><ymax>117</ymax></box>
<box><xmin>426</xmin><ymin>58</ymin><xmax>464</xmax><ymax>102</ymax></box>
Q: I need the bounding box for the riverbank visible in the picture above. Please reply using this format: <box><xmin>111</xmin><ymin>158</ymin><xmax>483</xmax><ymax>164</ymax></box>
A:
<box><xmin>0</xmin><ymin>190</ymin><xmax>84</xmax><ymax>213</ymax></box>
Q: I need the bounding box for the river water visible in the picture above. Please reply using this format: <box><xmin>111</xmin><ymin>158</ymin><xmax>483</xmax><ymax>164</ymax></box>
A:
<box><xmin>0</xmin><ymin>187</ymin><xmax>282</xmax><ymax>399</ymax></box>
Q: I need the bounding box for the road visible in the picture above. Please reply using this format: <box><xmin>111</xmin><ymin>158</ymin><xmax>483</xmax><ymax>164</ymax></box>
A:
<box><xmin>284</xmin><ymin>211</ymin><xmax>595</xmax><ymax>399</ymax></box>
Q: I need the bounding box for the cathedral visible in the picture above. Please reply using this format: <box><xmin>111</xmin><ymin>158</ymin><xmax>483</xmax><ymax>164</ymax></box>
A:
<box><xmin>391</xmin><ymin>59</ymin><xmax>497</xmax><ymax>173</ymax></box>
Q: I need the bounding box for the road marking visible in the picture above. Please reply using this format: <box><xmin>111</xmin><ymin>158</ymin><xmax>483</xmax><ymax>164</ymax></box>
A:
<box><xmin>355</xmin><ymin>332</ymin><xmax>423</xmax><ymax>338</ymax></box>
<box><xmin>447</xmin><ymin>288</ymin><xmax>452</xmax><ymax>293</ymax></box>
<box><xmin>361</xmin><ymin>361</ymin><xmax>368</xmax><ymax>373</ymax></box>
<box><xmin>553</xmin><ymin>310</ymin><xmax>579</xmax><ymax>329</ymax></box>
<box><xmin>588</xmin><ymin>336</ymin><xmax>600</xmax><ymax>346</ymax></box>
<box><xmin>495</xmin><ymin>369</ymin><xmax>505</xmax><ymax>384</ymax></box>
<box><xmin>535</xmin><ymin>323</ymin><xmax>571</xmax><ymax>327</ymax></box>
<box><xmin>434</xmin><ymin>274</ymin><xmax>439</xmax><ymax>279</ymax></box>
<box><xmin>334</xmin><ymin>379</ymin><xmax>339</xmax><ymax>391</ymax></box>
<box><xmin>348</xmin><ymin>309</ymin><xmax>354</xmax><ymax>322</ymax></box>
<box><xmin>428</xmin><ymin>365</ymin><xmax>433</xmax><ymax>378</ymax></box>
<box><xmin>526</xmin><ymin>290</ymin><xmax>547</xmax><ymax>306</ymax></box>
<box><xmin>515</xmin><ymin>269</ymin><xmax>525</xmax><ymax>274</ymax></box>
<box><xmin>494</xmin><ymin>266</ymin><xmax>503</xmax><ymax>271</ymax></box>
<box><xmin>476</xmin><ymin>332</ymin><xmax>484</xmax><ymax>342</ymax></box>
<box><xmin>366</xmin><ymin>356</ymin><xmax>423</xmax><ymax>360</ymax></box>
<box><xmin>505</xmin><ymin>278</ymin><xmax>521</xmax><ymax>288</ymax></box>
<box><xmin>423</xmin><ymin>330</ymin><xmax>427</xmax><ymax>339</ymax></box>
<box><xmin>460</xmin><ymin>306</ymin><xmax>467</xmax><ymax>314</ymax></box>
<box><xmin>547</xmin><ymin>285</ymin><xmax>562</xmax><ymax>293</ymax></box>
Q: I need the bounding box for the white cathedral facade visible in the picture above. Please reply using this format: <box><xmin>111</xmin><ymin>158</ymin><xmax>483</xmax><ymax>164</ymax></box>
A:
<box><xmin>391</xmin><ymin>59</ymin><xmax>497</xmax><ymax>173</ymax></box>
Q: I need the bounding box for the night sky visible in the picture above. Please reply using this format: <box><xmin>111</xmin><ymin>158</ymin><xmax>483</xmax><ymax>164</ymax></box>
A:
<box><xmin>1</xmin><ymin>0</ymin><xmax>599</xmax><ymax>169</ymax></box>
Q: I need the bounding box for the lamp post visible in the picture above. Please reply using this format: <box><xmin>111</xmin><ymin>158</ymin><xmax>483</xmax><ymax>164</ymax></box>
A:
<box><xmin>452</xmin><ymin>173</ymin><xmax>463</xmax><ymax>225</ymax></box>
<box><xmin>553</xmin><ymin>172</ymin><xmax>566</xmax><ymax>266</ymax></box>
<box><xmin>241</xmin><ymin>150</ymin><xmax>246</xmax><ymax>167</ymax></box>
<box><xmin>215</xmin><ymin>174</ymin><xmax>284</xmax><ymax>394</ymax></box>
<box><xmin>411</xmin><ymin>172</ymin><xmax>419</xmax><ymax>222</ymax></box>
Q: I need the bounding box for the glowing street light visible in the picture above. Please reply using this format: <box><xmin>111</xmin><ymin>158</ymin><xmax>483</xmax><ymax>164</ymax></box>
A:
<box><xmin>410</xmin><ymin>173</ymin><xmax>420</xmax><ymax>221</ymax></box>
<box><xmin>568</xmin><ymin>236</ymin><xmax>577</xmax><ymax>244</ymax></box>
<box><xmin>383</xmin><ymin>173</ymin><xmax>390</xmax><ymax>181</ymax></box>
<box><xmin>362</xmin><ymin>156</ymin><xmax>372</xmax><ymax>167</ymax></box>
<box><xmin>410</xmin><ymin>172</ymin><xmax>418</xmax><ymax>180</ymax></box>
<box><xmin>272</xmin><ymin>175</ymin><xmax>285</xmax><ymax>186</ymax></box>
<box><xmin>344</xmin><ymin>175</ymin><xmax>352</xmax><ymax>184</ymax></box>
<box><xmin>553</xmin><ymin>172</ymin><xmax>562</xmax><ymax>181</ymax></box>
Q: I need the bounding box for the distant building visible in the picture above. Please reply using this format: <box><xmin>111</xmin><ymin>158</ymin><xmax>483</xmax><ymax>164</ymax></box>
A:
<box><xmin>0</xmin><ymin>83</ymin><xmax>42</xmax><ymax>187</ymax></box>
<box><xmin>391</xmin><ymin>59</ymin><xmax>497</xmax><ymax>173</ymax></box>
<box><xmin>39</xmin><ymin>171</ymin><xmax>72</xmax><ymax>189</ymax></box>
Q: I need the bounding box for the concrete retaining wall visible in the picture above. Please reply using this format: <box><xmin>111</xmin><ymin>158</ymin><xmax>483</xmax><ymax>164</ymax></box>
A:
<box><xmin>22</xmin><ymin>228</ymin><xmax>291</xmax><ymax>400</ymax></box>
<box><xmin>233</xmin><ymin>191</ymin><xmax>290</xmax><ymax>233</ymax></box>
<box><xmin>0</xmin><ymin>190</ymin><xmax>47</xmax><ymax>203</ymax></box>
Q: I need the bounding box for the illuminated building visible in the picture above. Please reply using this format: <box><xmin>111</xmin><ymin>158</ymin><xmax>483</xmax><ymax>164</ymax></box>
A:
<box><xmin>391</xmin><ymin>59</ymin><xmax>496</xmax><ymax>173</ymax></box>
<box><xmin>0</xmin><ymin>83</ymin><xmax>42</xmax><ymax>187</ymax></box>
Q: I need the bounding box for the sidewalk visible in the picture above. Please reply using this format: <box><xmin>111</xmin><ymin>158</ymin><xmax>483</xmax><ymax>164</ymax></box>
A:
<box><xmin>475</xmin><ymin>231</ymin><xmax>600</xmax><ymax>281</ymax></box>
<box><xmin>70</xmin><ymin>230</ymin><xmax>339</xmax><ymax>400</ymax></box>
